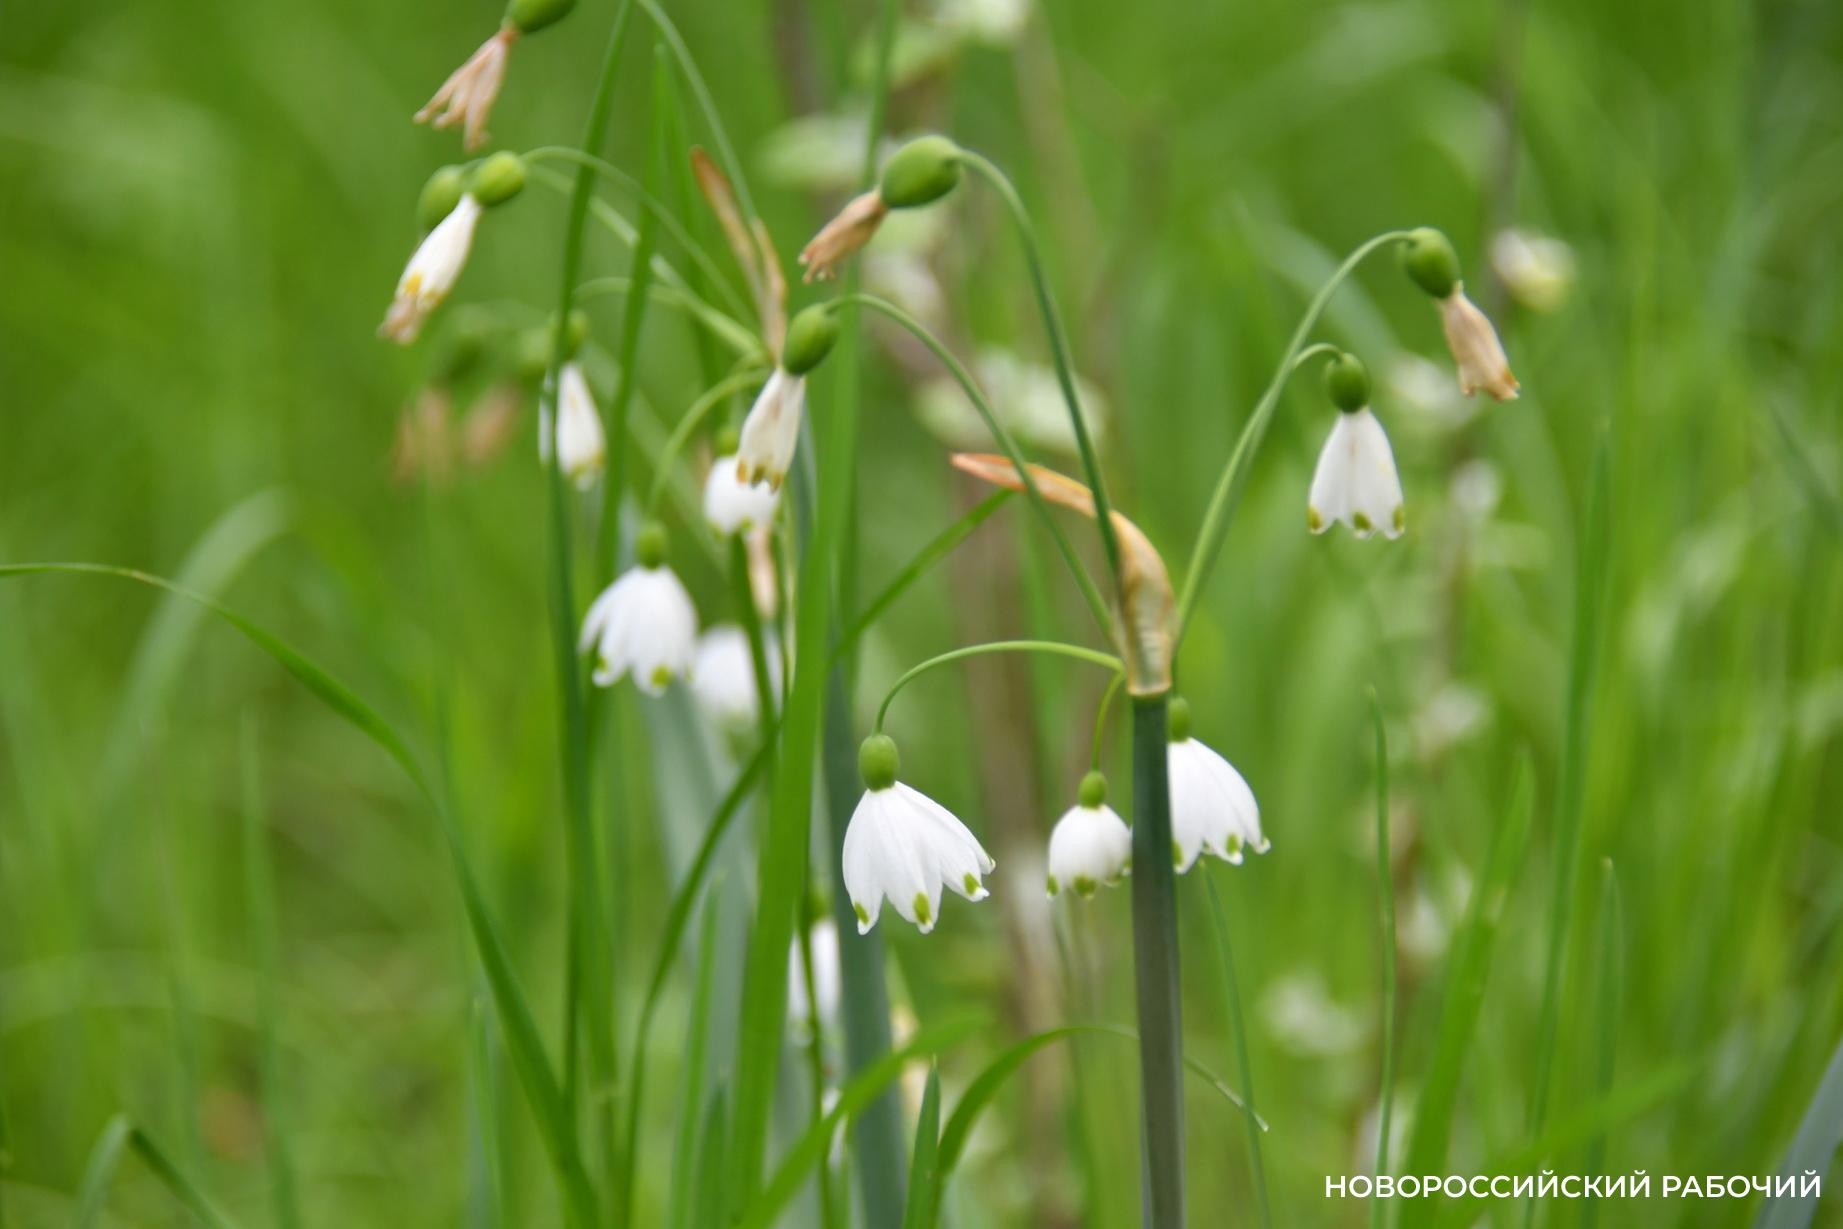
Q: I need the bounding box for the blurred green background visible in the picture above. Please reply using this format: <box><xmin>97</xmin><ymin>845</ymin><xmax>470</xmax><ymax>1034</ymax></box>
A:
<box><xmin>4</xmin><ymin>0</ymin><xmax>1843</xmax><ymax>1224</ymax></box>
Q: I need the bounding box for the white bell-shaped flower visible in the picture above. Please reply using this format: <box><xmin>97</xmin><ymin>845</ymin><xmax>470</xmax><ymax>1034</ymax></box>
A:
<box><xmin>736</xmin><ymin>369</ymin><xmax>805</xmax><ymax>491</ymax></box>
<box><xmin>690</xmin><ymin>624</ymin><xmax>780</xmax><ymax>731</ymax></box>
<box><xmin>1046</xmin><ymin>772</ymin><xmax>1132</xmax><ymax>898</ymax></box>
<box><xmin>1166</xmin><ymin>700</ymin><xmax>1266</xmax><ymax>872</ymax></box>
<box><xmin>704</xmin><ymin>454</ymin><xmax>781</xmax><ymax>536</ymax></box>
<box><xmin>1308</xmin><ymin>408</ymin><xmax>1405</xmax><ymax>539</ymax></box>
<box><xmin>843</xmin><ymin>735</ymin><xmax>994</xmax><ymax>934</ymax></box>
<box><xmin>787</xmin><ymin>917</ymin><xmax>842</xmax><ymax>1039</ymax></box>
<box><xmin>542</xmin><ymin>363</ymin><xmax>605</xmax><ymax>489</ymax></box>
<box><xmin>1438</xmin><ymin>285</ymin><xmax>1520</xmax><ymax>401</ymax></box>
<box><xmin>578</xmin><ymin>524</ymin><xmax>697</xmax><ymax>695</ymax></box>
<box><xmin>380</xmin><ymin>195</ymin><xmax>483</xmax><ymax>344</ymax></box>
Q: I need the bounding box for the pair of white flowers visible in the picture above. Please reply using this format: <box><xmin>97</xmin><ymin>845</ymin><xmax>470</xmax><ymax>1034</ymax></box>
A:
<box><xmin>843</xmin><ymin>705</ymin><xmax>1268</xmax><ymax>935</ymax></box>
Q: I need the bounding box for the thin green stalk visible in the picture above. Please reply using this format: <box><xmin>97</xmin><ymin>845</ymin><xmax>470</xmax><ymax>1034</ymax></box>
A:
<box><xmin>669</xmin><ymin>897</ymin><xmax>725</xmax><ymax>1229</ymax></box>
<box><xmin>1091</xmin><ymin>673</ymin><xmax>1125</xmax><ymax>770</ymax></box>
<box><xmin>957</xmin><ymin>151</ymin><xmax>1123</xmax><ymax>593</ymax></box>
<box><xmin>1369</xmin><ymin>691</ymin><xmax>1397</xmax><ymax>1229</ymax></box>
<box><xmin>1129</xmin><ymin>693</ymin><xmax>1185</xmax><ymax>1226</ymax></box>
<box><xmin>1174</xmin><ymin>230</ymin><xmax>1412</xmax><ymax>642</ymax></box>
<box><xmin>841</xmin><ymin>292</ymin><xmax>1113</xmax><ymax>635</ymax></box>
<box><xmin>796</xmin><ymin>917</ymin><xmax>840</xmax><ymax>1229</ymax></box>
<box><xmin>644</xmin><ymin>365</ymin><xmax>772</xmax><ymax>514</ymax></box>
<box><xmin>1203</xmin><ymin>875</ymin><xmax>1271</xmax><ymax>1229</ymax></box>
<box><xmin>575</xmin><ymin>276</ymin><xmax>758</xmax><ymax>357</ymax></box>
<box><xmin>1582</xmin><ymin>861</ymin><xmax>1622</xmax><ymax>1229</ymax></box>
<box><xmin>830</xmin><ymin>491</ymin><xmax>1014</xmax><ymax>660</ymax></box>
<box><xmin>874</xmin><ymin>640</ymin><xmax>1122</xmax><ymax>732</ymax></box>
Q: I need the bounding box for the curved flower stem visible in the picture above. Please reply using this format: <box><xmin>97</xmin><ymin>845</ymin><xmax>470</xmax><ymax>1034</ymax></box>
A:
<box><xmin>840</xmin><ymin>293</ymin><xmax>1113</xmax><ymax>637</ymax></box>
<box><xmin>524</xmin><ymin>145</ymin><xmax>755</xmax><ymax>321</ymax></box>
<box><xmin>1090</xmin><ymin>672</ymin><xmax>1125</xmax><ymax>771</ymax></box>
<box><xmin>1173</xmin><ymin>230</ymin><xmax>1412</xmax><ymax>644</ymax></box>
<box><xmin>956</xmin><ymin>151</ymin><xmax>1123</xmax><ymax>596</ymax></box>
<box><xmin>1291</xmin><ymin>341</ymin><xmax>1341</xmax><ymax>372</ymax></box>
<box><xmin>642</xmin><ymin>363</ymin><xmax>771</xmax><ymax>517</ymax></box>
<box><xmin>575</xmin><ymin>277</ymin><xmax>760</xmax><ymax>357</ymax></box>
<box><xmin>874</xmin><ymin>640</ymin><xmax>1122</xmax><ymax>734</ymax></box>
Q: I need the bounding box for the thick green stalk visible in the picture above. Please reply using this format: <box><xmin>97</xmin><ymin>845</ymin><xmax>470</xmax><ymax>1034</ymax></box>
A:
<box><xmin>1174</xmin><ymin>231</ymin><xmax>1411</xmax><ymax>643</ymax></box>
<box><xmin>1129</xmin><ymin>694</ymin><xmax>1185</xmax><ymax>1226</ymax></box>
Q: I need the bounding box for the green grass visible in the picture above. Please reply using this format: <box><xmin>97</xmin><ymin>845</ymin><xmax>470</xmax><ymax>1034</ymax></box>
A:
<box><xmin>5</xmin><ymin>0</ymin><xmax>1843</xmax><ymax>1225</ymax></box>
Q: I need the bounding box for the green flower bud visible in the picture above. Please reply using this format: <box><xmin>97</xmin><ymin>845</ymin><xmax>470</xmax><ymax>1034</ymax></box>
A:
<box><xmin>505</xmin><ymin>0</ymin><xmax>575</xmax><ymax>35</ymax></box>
<box><xmin>715</xmin><ymin>425</ymin><xmax>741</xmax><ymax>456</ymax></box>
<box><xmin>1402</xmin><ymin>227</ymin><xmax>1460</xmax><ymax>299</ymax></box>
<box><xmin>859</xmin><ymin>734</ymin><xmax>900</xmax><ymax>791</ymax></box>
<box><xmin>417</xmin><ymin>166</ymin><xmax>468</xmax><ymax>231</ymax></box>
<box><xmin>1323</xmin><ymin>352</ymin><xmax>1371</xmax><ymax>412</ymax></box>
<box><xmin>1078</xmin><ymin>770</ymin><xmax>1108</xmax><ymax>809</ymax></box>
<box><xmin>1168</xmin><ymin>696</ymin><xmax>1192</xmax><ymax>743</ymax></box>
<box><xmin>879</xmin><ymin>136</ymin><xmax>963</xmax><ymax>209</ymax></box>
<box><xmin>635</xmin><ymin>520</ymin><xmax>668</xmax><ymax>569</ymax></box>
<box><xmin>781</xmin><ymin>304</ymin><xmax>840</xmax><ymax>375</ymax></box>
<box><xmin>470</xmin><ymin>152</ymin><xmax>527</xmax><ymax>208</ymax></box>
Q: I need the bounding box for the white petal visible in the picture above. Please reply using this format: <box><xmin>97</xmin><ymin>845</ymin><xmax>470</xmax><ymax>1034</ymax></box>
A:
<box><xmin>736</xmin><ymin>370</ymin><xmax>806</xmax><ymax>489</ymax></box>
<box><xmin>1169</xmin><ymin>737</ymin><xmax>1262</xmax><ymax>870</ymax></box>
<box><xmin>1308</xmin><ymin>413</ymin><xmax>1356</xmax><ymax>534</ymax></box>
<box><xmin>556</xmin><ymin>364</ymin><xmax>607</xmax><ymax>489</ymax></box>
<box><xmin>1046</xmin><ymin>803</ymin><xmax>1133</xmax><ymax>896</ymax></box>
<box><xmin>579</xmin><ymin>565</ymin><xmax>699</xmax><ymax>692</ymax></box>
<box><xmin>703</xmin><ymin>454</ymin><xmax>781</xmax><ymax>536</ymax></box>
<box><xmin>691</xmin><ymin>624</ymin><xmax>779</xmax><ymax>730</ymax></box>
<box><xmin>1310</xmin><ymin>409</ymin><xmax>1403</xmax><ymax>538</ymax></box>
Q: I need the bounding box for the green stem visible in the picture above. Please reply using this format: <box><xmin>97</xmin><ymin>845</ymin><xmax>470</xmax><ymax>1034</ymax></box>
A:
<box><xmin>796</xmin><ymin>918</ymin><xmax>840</xmax><ymax>1229</ymax></box>
<box><xmin>636</xmin><ymin>0</ymin><xmax>757</xmax><ymax>223</ymax></box>
<box><xmin>575</xmin><ymin>277</ymin><xmax>758</xmax><ymax>356</ymax></box>
<box><xmin>1174</xmin><ymin>230</ymin><xmax>1412</xmax><ymax>643</ymax></box>
<box><xmin>1129</xmin><ymin>693</ymin><xmax>1185</xmax><ymax>1227</ymax></box>
<box><xmin>874</xmin><ymin>640</ymin><xmax>1122</xmax><ymax>733</ymax></box>
<box><xmin>1090</xmin><ymin>673</ymin><xmax>1125</xmax><ymax>771</ymax></box>
<box><xmin>957</xmin><ymin>151</ymin><xmax>1123</xmax><ymax>595</ymax></box>
<box><xmin>644</xmin><ymin>364</ymin><xmax>772</xmax><ymax>515</ymax></box>
<box><xmin>1369</xmin><ymin>691</ymin><xmax>1397</xmax><ymax>1229</ymax></box>
<box><xmin>841</xmin><ymin>292</ymin><xmax>1113</xmax><ymax>636</ymax></box>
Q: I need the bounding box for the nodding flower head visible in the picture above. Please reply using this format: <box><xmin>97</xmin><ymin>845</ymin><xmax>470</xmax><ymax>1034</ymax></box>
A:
<box><xmin>735</xmin><ymin>368</ymin><xmax>805</xmax><ymax>491</ymax></box>
<box><xmin>799</xmin><ymin>191</ymin><xmax>888</xmax><ymax>284</ymax></box>
<box><xmin>843</xmin><ymin>734</ymin><xmax>995</xmax><ymax>934</ymax></box>
<box><xmin>1308</xmin><ymin>353</ymin><xmax>1404</xmax><ymax>539</ymax></box>
<box><xmin>704</xmin><ymin>445</ymin><xmax>781</xmax><ymax>537</ymax></box>
<box><xmin>690</xmin><ymin>624</ymin><xmax>781</xmax><ymax>732</ymax></box>
<box><xmin>578</xmin><ymin>523</ymin><xmax>699</xmax><ymax>695</ymax></box>
<box><xmin>1046</xmin><ymin>771</ymin><xmax>1133</xmax><ymax>899</ymax></box>
<box><xmin>795</xmin><ymin>136</ymin><xmax>963</xmax><ymax>283</ymax></box>
<box><xmin>1166</xmin><ymin>698</ymin><xmax>1267</xmax><ymax>872</ymax></box>
<box><xmin>414</xmin><ymin>26</ymin><xmax>518</xmax><ymax>153</ymax></box>
<box><xmin>543</xmin><ymin>362</ymin><xmax>605</xmax><ymax>489</ymax></box>
<box><xmin>1402</xmin><ymin>228</ymin><xmax>1519</xmax><ymax>401</ymax></box>
<box><xmin>380</xmin><ymin>193</ymin><xmax>484</xmax><ymax>345</ymax></box>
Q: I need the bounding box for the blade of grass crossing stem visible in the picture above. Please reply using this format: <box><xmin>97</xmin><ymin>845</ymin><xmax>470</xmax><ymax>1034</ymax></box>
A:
<box><xmin>75</xmin><ymin>1116</ymin><xmax>240</xmax><ymax>1229</ymax></box>
<box><xmin>1582</xmin><ymin>861</ymin><xmax>1622</xmax><ymax>1229</ymax></box>
<box><xmin>239</xmin><ymin>727</ymin><xmax>302</xmax><ymax>1229</ymax></box>
<box><xmin>1129</xmin><ymin>694</ymin><xmax>1186</xmax><ymax>1226</ymax></box>
<box><xmin>1404</xmin><ymin>758</ymin><xmax>1535</xmax><ymax>1173</ymax></box>
<box><xmin>467</xmin><ymin>995</ymin><xmax>507</xmax><ymax>1229</ymax></box>
<box><xmin>1204</xmin><ymin>874</ymin><xmax>1272</xmax><ymax>1229</ymax></box>
<box><xmin>1370</xmin><ymin>691</ymin><xmax>1397</xmax><ymax>1229</ymax></box>
<box><xmin>0</xmin><ymin>566</ymin><xmax>598</xmax><ymax>1228</ymax></box>
<box><xmin>903</xmin><ymin>1066</ymin><xmax>942</xmax><ymax>1229</ymax></box>
<box><xmin>1526</xmin><ymin>431</ymin><xmax>1613</xmax><ymax>1173</ymax></box>
<box><xmin>1755</xmin><ymin>1034</ymin><xmax>1843</xmax><ymax>1229</ymax></box>
<box><xmin>669</xmin><ymin>894</ymin><xmax>726</xmax><ymax>1229</ymax></box>
<box><xmin>691</xmin><ymin>1087</ymin><xmax>730</xmax><ymax>1229</ymax></box>
<box><xmin>736</xmin><ymin>1018</ymin><xmax>984</xmax><ymax>1229</ymax></box>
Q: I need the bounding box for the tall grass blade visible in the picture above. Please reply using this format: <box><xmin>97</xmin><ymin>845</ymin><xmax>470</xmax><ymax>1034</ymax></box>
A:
<box><xmin>901</xmin><ymin>1065</ymin><xmax>942</xmax><ymax>1229</ymax></box>
<box><xmin>668</xmin><ymin>893</ymin><xmax>725</xmax><ymax>1229</ymax></box>
<box><xmin>75</xmin><ymin>1115</ymin><xmax>241</xmax><ymax>1229</ymax></box>
<box><xmin>1582</xmin><ymin>861</ymin><xmax>1622</xmax><ymax>1229</ymax></box>
<box><xmin>690</xmin><ymin>1087</ymin><xmax>729</xmax><ymax>1229</ymax></box>
<box><xmin>1369</xmin><ymin>690</ymin><xmax>1397</xmax><ymax>1229</ymax></box>
<box><xmin>1202</xmin><ymin>874</ymin><xmax>1272</xmax><ymax>1229</ymax></box>
<box><xmin>1755</xmin><ymin>1036</ymin><xmax>1843</xmax><ymax>1229</ymax></box>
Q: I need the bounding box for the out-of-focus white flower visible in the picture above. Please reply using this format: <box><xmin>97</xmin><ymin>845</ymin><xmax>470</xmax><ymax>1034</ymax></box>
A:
<box><xmin>1046</xmin><ymin>780</ymin><xmax>1133</xmax><ymax>899</ymax></box>
<box><xmin>787</xmin><ymin>917</ymin><xmax>841</xmax><ymax>1039</ymax></box>
<box><xmin>1412</xmin><ymin>682</ymin><xmax>1491</xmax><ymax>760</ymax></box>
<box><xmin>933</xmin><ymin>0</ymin><xmax>1031</xmax><ymax>45</ymax></box>
<box><xmin>538</xmin><ymin>363</ymin><xmax>605</xmax><ymax>489</ymax></box>
<box><xmin>1449</xmin><ymin>458</ymin><xmax>1503</xmax><ymax>524</ymax></box>
<box><xmin>1385</xmin><ymin>352</ymin><xmax>1474</xmax><ymax>433</ymax></box>
<box><xmin>1308</xmin><ymin>407</ymin><xmax>1405</xmax><ymax>539</ymax></box>
<box><xmin>1166</xmin><ymin>700</ymin><xmax>1265</xmax><ymax>872</ymax></box>
<box><xmin>579</xmin><ymin>557</ymin><xmax>698</xmax><ymax>695</ymax></box>
<box><xmin>704</xmin><ymin>454</ymin><xmax>781</xmax><ymax>536</ymax></box>
<box><xmin>690</xmin><ymin>625</ymin><xmax>780</xmax><ymax>731</ymax></box>
<box><xmin>1490</xmin><ymin>228</ymin><xmax>1575</xmax><ymax>313</ymax></box>
<box><xmin>1437</xmin><ymin>283</ymin><xmax>1520</xmax><ymax>401</ymax></box>
<box><xmin>414</xmin><ymin>28</ymin><xmax>516</xmax><ymax>152</ymax></box>
<box><xmin>736</xmin><ymin>369</ymin><xmax>806</xmax><ymax>490</ymax></box>
<box><xmin>915</xmin><ymin>348</ymin><xmax>1109</xmax><ymax>456</ymax></box>
<box><xmin>843</xmin><ymin>735</ymin><xmax>994</xmax><ymax>934</ymax></box>
<box><xmin>1261</xmin><ymin>972</ymin><xmax>1368</xmax><ymax>1057</ymax></box>
<box><xmin>380</xmin><ymin>195</ymin><xmax>483</xmax><ymax>344</ymax></box>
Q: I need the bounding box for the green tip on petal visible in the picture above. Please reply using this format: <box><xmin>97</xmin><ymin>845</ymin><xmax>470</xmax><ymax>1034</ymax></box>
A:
<box><xmin>1353</xmin><ymin>511</ymin><xmax>1373</xmax><ymax>532</ymax></box>
<box><xmin>1073</xmin><ymin>875</ymin><xmax>1098</xmax><ymax>898</ymax></box>
<box><xmin>853</xmin><ymin>901</ymin><xmax>871</xmax><ymax>927</ymax></box>
<box><xmin>1393</xmin><ymin>505</ymin><xmax>1406</xmax><ymax>533</ymax></box>
<box><xmin>1172</xmin><ymin>839</ymin><xmax>1185</xmax><ymax>869</ymax></box>
<box><xmin>1046</xmin><ymin>875</ymin><xmax>1060</xmax><ymax>897</ymax></box>
<box><xmin>650</xmin><ymin>666</ymin><xmax>673</xmax><ymax>691</ymax></box>
<box><xmin>912</xmin><ymin>892</ymin><xmax>932</xmax><ymax>927</ymax></box>
<box><xmin>1307</xmin><ymin>506</ymin><xmax>1325</xmax><ymax>532</ymax></box>
<box><xmin>963</xmin><ymin>872</ymin><xmax>979</xmax><ymax>895</ymax></box>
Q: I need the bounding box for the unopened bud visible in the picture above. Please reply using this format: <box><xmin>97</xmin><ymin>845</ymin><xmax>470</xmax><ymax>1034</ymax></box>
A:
<box><xmin>879</xmin><ymin>136</ymin><xmax>963</xmax><ymax>209</ymax></box>
<box><xmin>470</xmin><ymin>152</ymin><xmax>527</xmax><ymax>207</ymax></box>
<box><xmin>1402</xmin><ymin>227</ymin><xmax>1460</xmax><ymax>299</ymax></box>
<box><xmin>782</xmin><ymin>305</ymin><xmax>840</xmax><ymax>375</ymax></box>
<box><xmin>1324</xmin><ymin>352</ymin><xmax>1370</xmax><ymax>412</ymax></box>
<box><xmin>505</xmin><ymin>0</ymin><xmax>575</xmax><ymax>34</ymax></box>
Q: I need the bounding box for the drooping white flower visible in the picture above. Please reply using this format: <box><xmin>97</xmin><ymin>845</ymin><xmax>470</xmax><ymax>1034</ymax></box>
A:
<box><xmin>1046</xmin><ymin>773</ymin><xmax>1132</xmax><ymax>898</ymax></box>
<box><xmin>735</xmin><ymin>369</ymin><xmax>806</xmax><ymax>491</ymax></box>
<box><xmin>787</xmin><ymin>917</ymin><xmax>841</xmax><ymax>1039</ymax></box>
<box><xmin>690</xmin><ymin>624</ymin><xmax>780</xmax><ymax>731</ymax></box>
<box><xmin>1166</xmin><ymin>701</ymin><xmax>1265</xmax><ymax>872</ymax></box>
<box><xmin>540</xmin><ymin>363</ymin><xmax>605</xmax><ymax>489</ymax></box>
<box><xmin>1437</xmin><ymin>283</ymin><xmax>1520</xmax><ymax>401</ymax></box>
<box><xmin>579</xmin><ymin>536</ymin><xmax>698</xmax><ymax>695</ymax></box>
<box><xmin>380</xmin><ymin>195</ymin><xmax>484</xmax><ymax>344</ymax></box>
<box><xmin>704</xmin><ymin>454</ymin><xmax>781</xmax><ymax>536</ymax></box>
<box><xmin>843</xmin><ymin>735</ymin><xmax>994</xmax><ymax>934</ymax></box>
<box><xmin>1308</xmin><ymin>407</ymin><xmax>1405</xmax><ymax>539</ymax></box>
<box><xmin>414</xmin><ymin>28</ymin><xmax>517</xmax><ymax>153</ymax></box>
